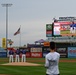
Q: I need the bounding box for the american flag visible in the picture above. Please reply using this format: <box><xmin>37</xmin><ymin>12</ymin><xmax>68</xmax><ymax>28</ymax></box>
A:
<box><xmin>14</xmin><ymin>28</ymin><xmax>20</xmax><ymax>36</ymax></box>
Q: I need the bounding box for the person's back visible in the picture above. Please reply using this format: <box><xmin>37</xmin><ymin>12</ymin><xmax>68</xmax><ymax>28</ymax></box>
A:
<box><xmin>45</xmin><ymin>52</ymin><xmax>60</xmax><ymax>75</ymax></box>
<box><xmin>45</xmin><ymin>41</ymin><xmax>60</xmax><ymax>75</ymax></box>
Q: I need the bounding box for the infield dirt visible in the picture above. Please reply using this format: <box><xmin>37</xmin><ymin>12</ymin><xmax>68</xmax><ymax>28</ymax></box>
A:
<box><xmin>1</xmin><ymin>62</ymin><xmax>42</xmax><ymax>66</ymax></box>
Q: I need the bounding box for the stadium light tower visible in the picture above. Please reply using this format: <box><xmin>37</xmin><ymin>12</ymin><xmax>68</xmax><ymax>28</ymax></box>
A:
<box><xmin>1</xmin><ymin>4</ymin><xmax>12</xmax><ymax>54</ymax></box>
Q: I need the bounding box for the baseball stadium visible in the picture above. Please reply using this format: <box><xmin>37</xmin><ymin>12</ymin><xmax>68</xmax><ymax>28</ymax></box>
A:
<box><xmin>0</xmin><ymin>17</ymin><xmax>76</xmax><ymax>75</ymax></box>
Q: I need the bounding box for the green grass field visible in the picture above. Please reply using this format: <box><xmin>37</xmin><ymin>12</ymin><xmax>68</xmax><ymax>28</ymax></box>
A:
<box><xmin>0</xmin><ymin>58</ymin><xmax>76</xmax><ymax>75</ymax></box>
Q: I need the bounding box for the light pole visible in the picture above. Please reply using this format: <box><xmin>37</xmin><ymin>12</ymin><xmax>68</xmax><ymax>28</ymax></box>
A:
<box><xmin>1</xmin><ymin>4</ymin><xmax>12</xmax><ymax>56</ymax></box>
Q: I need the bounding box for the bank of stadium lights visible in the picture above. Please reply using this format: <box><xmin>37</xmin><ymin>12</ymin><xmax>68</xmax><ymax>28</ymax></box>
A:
<box><xmin>1</xmin><ymin>3</ymin><xmax>13</xmax><ymax>56</ymax></box>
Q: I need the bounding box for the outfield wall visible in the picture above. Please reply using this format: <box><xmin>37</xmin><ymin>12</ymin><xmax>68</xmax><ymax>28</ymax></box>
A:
<box><xmin>68</xmin><ymin>47</ymin><xmax>76</xmax><ymax>58</ymax></box>
<box><xmin>27</xmin><ymin>43</ymin><xmax>76</xmax><ymax>58</ymax></box>
<box><xmin>0</xmin><ymin>47</ymin><xmax>7</xmax><ymax>57</ymax></box>
<box><xmin>27</xmin><ymin>44</ymin><xmax>67</xmax><ymax>58</ymax></box>
<box><xmin>0</xmin><ymin>43</ymin><xmax>76</xmax><ymax>58</ymax></box>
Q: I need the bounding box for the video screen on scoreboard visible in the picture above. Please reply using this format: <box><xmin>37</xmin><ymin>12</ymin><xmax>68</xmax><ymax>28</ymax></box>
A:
<box><xmin>53</xmin><ymin>22</ymin><xmax>76</xmax><ymax>36</ymax></box>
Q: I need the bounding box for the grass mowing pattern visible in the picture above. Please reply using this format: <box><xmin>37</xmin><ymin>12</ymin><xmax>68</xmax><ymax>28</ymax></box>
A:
<box><xmin>0</xmin><ymin>66</ymin><xmax>45</xmax><ymax>75</ymax></box>
<box><xmin>60</xmin><ymin>62</ymin><xmax>76</xmax><ymax>75</ymax></box>
<box><xmin>0</xmin><ymin>58</ymin><xmax>76</xmax><ymax>75</ymax></box>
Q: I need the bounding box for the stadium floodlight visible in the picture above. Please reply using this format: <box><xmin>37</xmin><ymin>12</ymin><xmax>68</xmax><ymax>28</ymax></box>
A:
<box><xmin>1</xmin><ymin>3</ymin><xmax>13</xmax><ymax>57</ymax></box>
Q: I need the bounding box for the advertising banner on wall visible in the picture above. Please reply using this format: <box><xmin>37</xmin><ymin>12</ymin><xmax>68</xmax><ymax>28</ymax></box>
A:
<box><xmin>42</xmin><ymin>52</ymin><xmax>48</xmax><ymax>58</ymax></box>
<box><xmin>56</xmin><ymin>47</ymin><xmax>67</xmax><ymax>58</ymax></box>
<box><xmin>68</xmin><ymin>47</ymin><xmax>76</xmax><ymax>58</ymax></box>
<box><xmin>30</xmin><ymin>47</ymin><xmax>42</xmax><ymax>58</ymax></box>
<box><xmin>0</xmin><ymin>47</ymin><xmax>7</xmax><ymax>57</ymax></box>
<box><xmin>31</xmin><ymin>48</ymin><xmax>42</xmax><ymax>52</ymax></box>
<box><xmin>31</xmin><ymin>52</ymin><xmax>42</xmax><ymax>58</ymax></box>
<box><xmin>43</xmin><ymin>42</ymin><xmax>50</xmax><ymax>47</ymax></box>
<box><xmin>26</xmin><ymin>52</ymin><xmax>31</xmax><ymax>58</ymax></box>
<box><xmin>0</xmin><ymin>52</ymin><xmax>7</xmax><ymax>57</ymax></box>
<box><xmin>2</xmin><ymin>38</ymin><xmax>6</xmax><ymax>49</ymax></box>
<box><xmin>42</xmin><ymin>47</ymin><xmax>50</xmax><ymax>58</ymax></box>
<box><xmin>42</xmin><ymin>47</ymin><xmax>50</xmax><ymax>52</ymax></box>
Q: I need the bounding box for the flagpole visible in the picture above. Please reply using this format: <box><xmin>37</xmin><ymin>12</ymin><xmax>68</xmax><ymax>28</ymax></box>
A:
<box><xmin>19</xmin><ymin>25</ymin><xmax>21</xmax><ymax>47</ymax></box>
